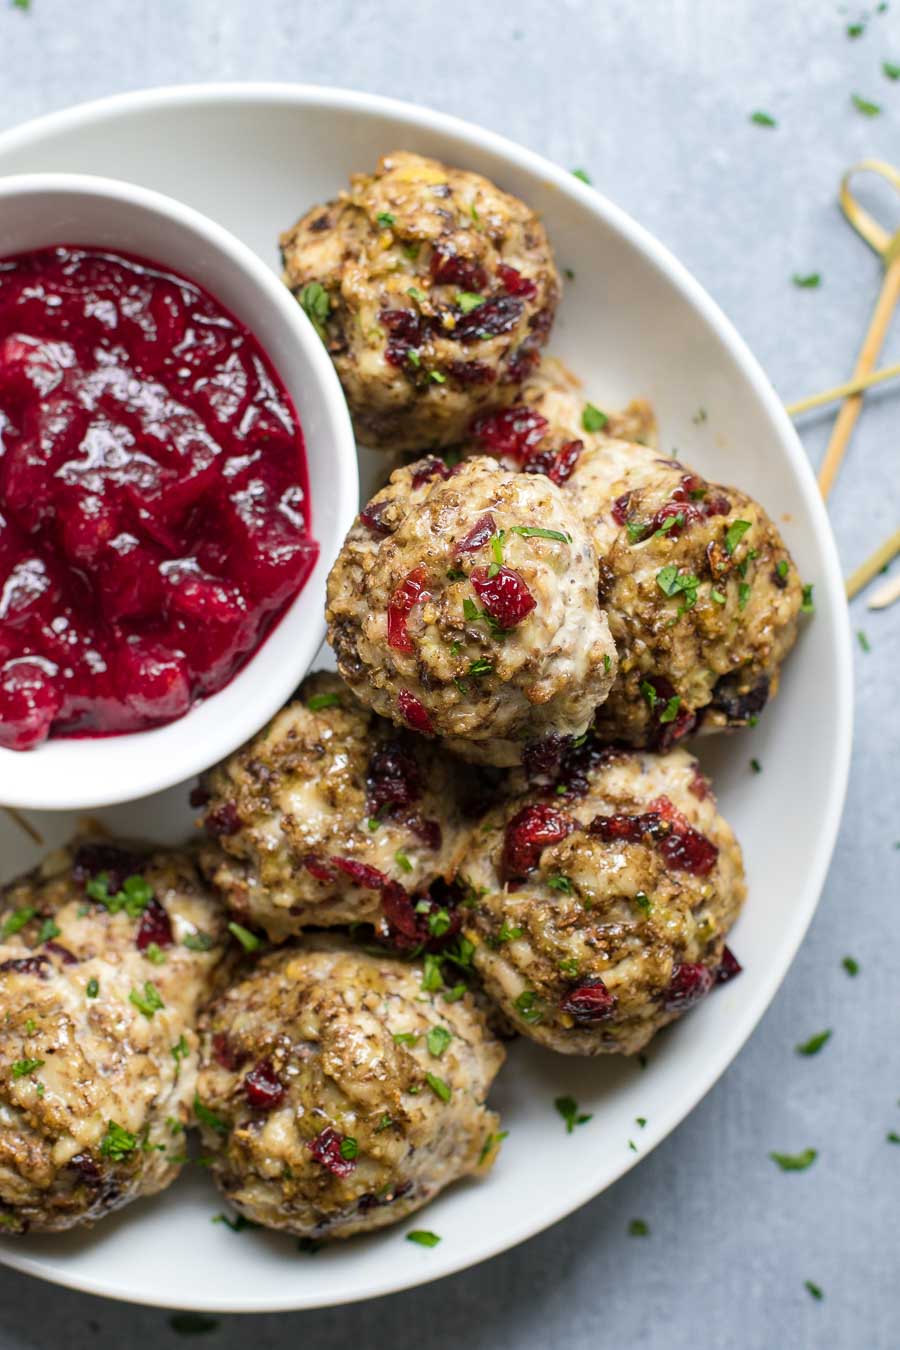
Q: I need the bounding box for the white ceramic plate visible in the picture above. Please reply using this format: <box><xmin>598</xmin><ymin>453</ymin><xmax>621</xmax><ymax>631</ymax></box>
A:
<box><xmin>0</xmin><ymin>84</ymin><xmax>852</xmax><ymax>1313</ymax></box>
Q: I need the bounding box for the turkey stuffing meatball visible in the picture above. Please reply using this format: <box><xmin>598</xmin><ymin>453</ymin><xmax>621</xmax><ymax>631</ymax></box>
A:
<box><xmin>196</xmin><ymin>672</ymin><xmax>465</xmax><ymax>943</ymax></box>
<box><xmin>463</xmin><ymin>355</ymin><xmax>657</xmax><ymax>481</ymax></box>
<box><xmin>0</xmin><ymin>839</ymin><xmax>228</xmax><ymax>1234</ymax></box>
<box><xmin>326</xmin><ymin>455</ymin><xmax>617</xmax><ymax>766</ymax></box>
<box><xmin>280</xmin><ymin>150</ymin><xmax>560</xmax><ymax>451</ymax></box>
<box><xmin>563</xmin><ymin>437</ymin><xmax>803</xmax><ymax>747</ymax></box>
<box><xmin>459</xmin><ymin>743</ymin><xmax>745</xmax><ymax>1055</ymax></box>
<box><xmin>195</xmin><ymin>935</ymin><xmax>505</xmax><ymax>1240</ymax></box>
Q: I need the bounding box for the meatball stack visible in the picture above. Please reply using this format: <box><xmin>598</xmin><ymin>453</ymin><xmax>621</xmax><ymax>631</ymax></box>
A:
<box><xmin>0</xmin><ymin>147</ymin><xmax>807</xmax><ymax>1251</ymax></box>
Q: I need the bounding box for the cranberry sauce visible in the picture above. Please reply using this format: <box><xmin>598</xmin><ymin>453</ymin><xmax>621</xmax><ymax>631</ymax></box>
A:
<box><xmin>0</xmin><ymin>247</ymin><xmax>318</xmax><ymax>750</ymax></box>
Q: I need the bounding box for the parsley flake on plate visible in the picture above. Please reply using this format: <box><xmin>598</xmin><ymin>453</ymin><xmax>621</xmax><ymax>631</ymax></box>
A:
<box><xmin>805</xmin><ymin>1280</ymin><xmax>824</xmax><ymax>1301</ymax></box>
<box><xmin>750</xmin><ymin>110</ymin><xmax>777</xmax><ymax>127</ymax></box>
<box><xmin>842</xmin><ymin>955</ymin><xmax>860</xmax><ymax>976</ymax></box>
<box><xmin>555</xmin><ymin>1095</ymin><xmax>592</xmax><ymax>1133</ymax></box>
<box><xmin>100</xmin><ymin>1119</ymin><xmax>138</xmax><ymax>1161</ymax></box>
<box><xmin>407</xmin><ymin>1229</ymin><xmax>441</xmax><ymax>1247</ymax></box>
<box><xmin>769</xmin><ymin>1147</ymin><xmax>817</xmax><ymax>1172</ymax></box>
<box><xmin>582</xmin><ymin>402</ymin><xmax>608</xmax><ymax>432</ymax></box>
<box><xmin>852</xmin><ymin>93</ymin><xmax>882</xmax><ymax>116</ymax></box>
<box><xmin>792</xmin><ymin>272</ymin><xmax>821</xmax><ymax>288</ymax></box>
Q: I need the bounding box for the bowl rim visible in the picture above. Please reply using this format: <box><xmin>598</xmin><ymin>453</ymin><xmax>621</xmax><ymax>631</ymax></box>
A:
<box><xmin>0</xmin><ymin>82</ymin><xmax>853</xmax><ymax>1312</ymax></box>
<box><xmin>0</xmin><ymin>167</ymin><xmax>359</xmax><ymax>811</ymax></box>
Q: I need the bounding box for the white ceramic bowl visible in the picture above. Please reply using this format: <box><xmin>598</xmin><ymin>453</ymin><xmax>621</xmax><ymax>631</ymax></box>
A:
<box><xmin>0</xmin><ymin>172</ymin><xmax>358</xmax><ymax>811</ymax></box>
<box><xmin>0</xmin><ymin>87</ymin><xmax>852</xmax><ymax>1313</ymax></box>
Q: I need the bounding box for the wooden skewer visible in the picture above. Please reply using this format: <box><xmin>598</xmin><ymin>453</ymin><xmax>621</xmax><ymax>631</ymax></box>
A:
<box><xmin>817</xmin><ymin>159</ymin><xmax>900</xmax><ymax>499</ymax></box>
<box><xmin>2</xmin><ymin>806</ymin><xmax>44</xmax><ymax>846</ymax></box>
<box><xmin>845</xmin><ymin>524</ymin><xmax>900</xmax><ymax>600</ymax></box>
<box><xmin>786</xmin><ymin>359</ymin><xmax>900</xmax><ymax>416</ymax></box>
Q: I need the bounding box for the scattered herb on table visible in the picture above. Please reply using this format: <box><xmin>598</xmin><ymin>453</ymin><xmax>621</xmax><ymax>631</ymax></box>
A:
<box><xmin>796</xmin><ymin>1029</ymin><xmax>832</xmax><ymax>1056</ymax></box>
<box><xmin>842</xmin><ymin>955</ymin><xmax>860</xmax><ymax>976</ymax></box>
<box><xmin>792</xmin><ymin>272</ymin><xmax>821</xmax><ymax>288</ymax></box>
<box><xmin>805</xmin><ymin>1281</ymin><xmax>824</xmax><ymax>1301</ymax></box>
<box><xmin>852</xmin><ymin>93</ymin><xmax>882</xmax><ymax>117</ymax></box>
<box><xmin>628</xmin><ymin>1218</ymin><xmax>650</xmax><ymax>1236</ymax></box>
<box><xmin>857</xmin><ymin>629</ymin><xmax>871</xmax><ymax>653</ymax></box>
<box><xmin>769</xmin><ymin>1147</ymin><xmax>817</xmax><ymax>1172</ymax></box>
<box><xmin>750</xmin><ymin>111</ymin><xmax>777</xmax><ymax>127</ymax></box>
<box><xmin>407</xmin><ymin>1229</ymin><xmax>441</xmax><ymax>1247</ymax></box>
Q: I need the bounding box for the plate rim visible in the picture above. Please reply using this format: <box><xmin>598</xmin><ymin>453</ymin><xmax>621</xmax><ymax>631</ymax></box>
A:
<box><xmin>0</xmin><ymin>80</ymin><xmax>854</xmax><ymax>1313</ymax></box>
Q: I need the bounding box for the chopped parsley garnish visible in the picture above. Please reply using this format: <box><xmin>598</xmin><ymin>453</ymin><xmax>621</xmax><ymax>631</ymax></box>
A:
<box><xmin>36</xmin><ymin>917</ymin><xmax>60</xmax><ymax>944</ymax></box>
<box><xmin>129</xmin><ymin>981</ymin><xmax>164</xmax><ymax>1019</ymax></box>
<box><xmin>640</xmin><ymin>680</ymin><xmax>658</xmax><ymax>710</ymax></box>
<box><xmin>392</xmin><ymin>1031</ymin><xmax>420</xmax><ymax>1047</ymax></box>
<box><xmin>555</xmin><ymin>1095</ymin><xmax>592</xmax><ymax>1133</ymax></box>
<box><xmin>801</xmin><ymin>583</ymin><xmax>815</xmax><ymax>614</ymax></box>
<box><xmin>792</xmin><ymin>272</ymin><xmax>821</xmax><ymax>288</ymax></box>
<box><xmin>144</xmin><ymin>942</ymin><xmax>167</xmax><ymax>965</ymax></box>
<box><xmin>603</xmin><ymin>652</ymin><xmax>612</xmax><ymax>673</ymax></box>
<box><xmin>769</xmin><ymin>1147</ymin><xmax>817</xmax><ymax>1172</ymax></box>
<box><xmin>628</xmin><ymin>1218</ymin><xmax>650</xmax><ymax>1237</ymax></box>
<box><xmin>750</xmin><ymin>757</ymin><xmax>762</xmax><ymax>774</ymax></box>
<box><xmin>171</xmin><ymin>1034</ymin><xmax>190</xmax><ymax>1065</ymax></box>
<box><xmin>85</xmin><ymin>977</ymin><xmax>99</xmax><ymax>998</ymax></box>
<box><xmin>228</xmin><ymin>922</ymin><xmax>261</xmax><ymax>953</ymax></box>
<box><xmin>750</xmin><ymin>110</ymin><xmax>777</xmax><ymax>127</ymax></box>
<box><xmin>467</xmin><ymin>657</ymin><xmax>494</xmax><ymax>678</ymax></box>
<box><xmin>842</xmin><ymin>955</ymin><xmax>860</xmax><ymax>976</ymax></box>
<box><xmin>636</xmin><ymin>1116</ymin><xmax>647</xmax><ymax>1128</ymax></box>
<box><xmin>626</xmin><ymin>519</ymin><xmax>648</xmax><ymax>544</ymax></box>
<box><xmin>407</xmin><ymin>1229</ymin><xmax>441</xmax><ymax>1247</ymax></box>
<box><xmin>425</xmin><ymin>1072</ymin><xmax>451</xmax><ymax>1103</ymax></box>
<box><xmin>796</xmin><ymin>1029</ymin><xmax>831</xmax><ymax>1056</ymax></box>
<box><xmin>478</xmin><ymin>1129</ymin><xmax>509</xmax><ymax>1164</ymax></box>
<box><xmin>406</xmin><ymin>285</ymin><xmax>426</xmax><ymax>302</ymax></box>
<box><xmin>213</xmin><ymin>1211</ymin><xmax>260</xmax><ymax>1232</ymax></box>
<box><xmin>710</xmin><ymin>587</ymin><xmax>727</xmax><ymax>605</ymax></box>
<box><xmin>571</xmin><ymin>168</ymin><xmax>592</xmax><ymax>184</ymax></box>
<box><xmin>724</xmin><ymin>519</ymin><xmax>751</xmax><ymax>555</ymax></box>
<box><xmin>653</xmin><ymin>512</ymin><xmax>684</xmax><ymax>540</ymax></box>
<box><xmin>634</xmin><ymin>891</ymin><xmax>651</xmax><ymax>914</ymax></box>
<box><xmin>888</xmin><ymin>1131</ymin><xmax>900</xmax><ymax>1144</ymax></box>
<box><xmin>306</xmin><ymin>691</ymin><xmax>341</xmax><ymax>711</ymax></box>
<box><xmin>376</xmin><ymin>211</ymin><xmax>396</xmax><ymax>228</ymax></box>
<box><xmin>100</xmin><ymin>1119</ymin><xmax>138</xmax><ymax>1161</ymax></box>
<box><xmin>194</xmin><ymin>1095</ymin><xmax>229</xmax><ymax>1136</ymax></box>
<box><xmin>12</xmin><ymin>1057</ymin><xmax>44</xmax><ymax>1079</ymax></box>
<box><xmin>884</xmin><ymin>61</ymin><xmax>900</xmax><ymax>79</ymax></box>
<box><xmin>1</xmin><ymin>906</ymin><xmax>35</xmax><ymax>937</ymax></box>
<box><xmin>656</xmin><ymin>565</ymin><xmax>699</xmax><ymax>610</ymax></box>
<box><xmin>429</xmin><ymin>369</ymin><xmax>447</xmax><ymax>384</ymax></box>
<box><xmin>582</xmin><ymin>402</ymin><xmax>608</xmax><ymax>432</ymax></box>
<box><xmin>394</xmin><ymin>849</ymin><xmax>413</xmax><ymax>874</ymax></box>
<box><xmin>24</xmin><ymin>1018</ymin><xmax>36</xmax><ymax>1035</ymax></box>
<box><xmin>86</xmin><ymin>872</ymin><xmax>153</xmax><ymax>918</ymax></box>
<box><xmin>446</xmin><ymin>567</ymin><xmax>466</xmax><ymax>582</ymax></box>
<box><xmin>426</xmin><ymin>1025</ymin><xmax>452</xmax><ymax>1057</ymax></box>
<box><xmin>513</xmin><ymin>990</ymin><xmax>543</xmax><ymax>1024</ymax></box>
<box><xmin>738</xmin><ymin>581</ymin><xmax>752</xmax><ymax>611</ymax></box>
<box><xmin>421</xmin><ymin>953</ymin><xmax>445</xmax><ymax>993</ymax></box>
<box><xmin>339</xmin><ymin>1137</ymin><xmax>359</xmax><ymax>1160</ymax></box>
<box><xmin>184</xmin><ymin>931</ymin><xmax>214</xmax><ymax>952</ymax></box>
<box><xmin>457</xmin><ymin>291</ymin><xmax>485</xmax><ymax>314</ymax></box>
<box><xmin>852</xmin><ymin>92</ymin><xmax>882</xmax><ymax>117</ymax></box>
<box><xmin>558</xmin><ymin>957</ymin><xmax>580</xmax><ymax>978</ymax></box>
<box><xmin>857</xmin><ymin>629</ymin><xmax>871</xmax><ymax>653</ymax></box>
<box><xmin>776</xmin><ymin>559</ymin><xmax>789</xmax><ymax>578</ymax></box>
<box><xmin>658</xmin><ymin>694</ymin><xmax>681</xmax><ymax>724</ymax></box>
<box><xmin>509</xmin><ymin>525</ymin><xmax>572</xmax><ymax>543</ymax></box>
<box><xmin>169</xmin><ymin>1313</ymin><xmax>220</xmax><ymax>1335</ymax></box>
<box><xmin>299</xmin><ymin>281</ymin><xmax>330</xmax><ymax>339</ymax></box>
<box><xmin>376</xmin><ymin>1114</ymin><xmax>393</xmax><ymax>1132</ymax></box>
<box><xmin>693</xmin><ymin>407</ymin><xmax>708</xmax><ymax>424</ymax></box>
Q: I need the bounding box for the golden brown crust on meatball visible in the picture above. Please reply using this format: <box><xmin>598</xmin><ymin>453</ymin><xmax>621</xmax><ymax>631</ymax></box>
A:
<box><xmin>0</xmin><ymin>839</ymin><xmax>229</xmax><ymax>1234</ymax></box>
<box><xmin>195</xmin><ymin>935</ymin><xmax>505</xmax><ymax>1239</ymax></box>
<box><xmin>458</xmin><ymin>745</ymin><xmax>745</xmax><ymax>1055</ymax></box>
<box><xmin>326</xmin><ymin>456</ymin><xmax>617</xmax><ymax>766</ymax></box>
<box><xmin>563</xmin><ymin>438</ymin><xmax>803</xmax><ymax>746</ymax></box>
<box><xmin>280</xmin><ymin>151</ymin><xmax>561</xmax><ymax>451</ymax></box>
<box><xmin>196</xmin><ymin>673</ymin><xmax>466</xmax><ymax>942</ymax></box>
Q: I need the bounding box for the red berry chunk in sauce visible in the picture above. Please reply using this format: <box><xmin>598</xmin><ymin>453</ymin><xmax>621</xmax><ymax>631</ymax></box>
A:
<box><xmin>397</xmin><ymin>689</ymin><xmax>434</xmax><ymax>734</ymax></box>
<box><xmin>470</xmin><ymin>405</ymin><xmax>548</xmax><ymax>461</ymax></box>
<box><xmin>715</xmin><ymin>945</ymin><xmax>743</xmax><ymax>984</ymax></box>
<box><xmin>502</xmin><ymin>803</ymin><xmax>574</xmax><ymax>878</ymax></box>
<box><xmin>429</xmin><ymin>243</ymin><xmax>487</xmax><ymax>292</ymax></box>
<box><xmin>497</xmin><ymin>264</ymin><xmax>538</xmax><ymax>299</ymax></box>
<box><xmin>560</xmin><ymin>978</ymin><xmax>617</xmax><ymax>1024</ymax></box>
<box><xmin>243</xmin><ymin>1059</ymin><xmax>286</xmax><ymax>1111</ymax></box>
<box><xmin>471</xmin><ymin>566</ymin><xmax>536</xmax><ymax>628</ymax></box>
<box><xmin>647</xmin><ymin>796</ymin><xmax>719</xmax><ymax>876</ymax></box>
<box><xmin>387</xmin><ymin>566</ymin><xmax>430</xmax><ymax>653</ymax></box>
<box><xmin>306</xmin><ymin>1125</ymin><xmax>357</xmax><ymax>1178</ymax></box>
<box><xmin>455</xmin><ymin>513</ymin><xmax>497</xmax><ymax>556</ymax></box>
<box><xmin>136</xmin><ymin>898</ymin><xmax>174</xmax><ymax>952</ymax></box>
<box><xmin>663</xmin><ymin>962</ymin><xmax>715</xmax><ymax>1012</ymax></box>
<box><xmin>0</xmin><ymin>247</ymin><xmax>317</xmax><ymax>750</ymax></box>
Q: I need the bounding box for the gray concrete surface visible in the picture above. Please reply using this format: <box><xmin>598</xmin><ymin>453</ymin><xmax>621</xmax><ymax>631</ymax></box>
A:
<box><xmin>0</xmin><ymin>1</ymin><xmax>898</xmax><ymax>1346</ymax></box>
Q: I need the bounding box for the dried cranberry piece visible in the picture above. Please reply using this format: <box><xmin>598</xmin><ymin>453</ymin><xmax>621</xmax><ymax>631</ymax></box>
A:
<box><xmin>329</xmin><ymin>857</ymin><xmax>389</xmax><ymax>890</ymax></box>
<box><xmin>688</xmin><ymin>765</ymin><xmax>711</xmax><ymax>800</ymax></box>
<box><xmin>522</xmin><ymin>733</ymin><xmax>571</xmax><ymax>785</ymax></box>
<box><xmin>589</xmin><ymin>812</ymin><xmax>659</xmax><ymax>845</ymax></box>
<box><xmin>69</xmin><ymin>1153</ymin><xmax>102</xmax><ymax>1184</ymax></box>
<box><xmin>505</xmin><ymin>343</ymin><xmax>541</xmax><ymax>383</ymax></box>
<box><xmin>380</xmin><ymin>880</ymin><xmax>421</xmax><ymax>945</ymax></box>
<box><xmin>212</xmin><ymin>1032</ymin><xmax>242</xmax><ymax>1071</ymax></box>
<box><xmin>471</xmin><ymin>566</ymin><xmax>536</xmax><ymax>628</ymax></box>
<box><xmin>380</xmin><ymin>307</ymin><xmax>428</xmax><ymax>369</ymax></box>
<box><xmin>455</xmin><ymin>512</ymin><xmax>497</xmax><ymax>555</ymax></box>
<box><xmin>72</xmin><ymin>842</ymin><xmax>143</xmax><ymax>895</ymax></box>
<box><xmin>397</xmin><ymin>689</ymin><xmax>434</xmax><ymax>734</ymax></box>
<box><xmin>560</xmin><ymin>978</ymin><xmax>617</xmax><ymax>1024</ymax></box>
<box><xmin>359</xmin><ymin>499</ymin><xmax>393</xmax><ymax>537</ymax></box>
<box><xmin>663</xmin><ymin>961</ymin><xmax>715</xmax><ymax>1011</ymax></box>
<box><xmin>648</xmin><ymin>796</ymin><xmax>719</xmax><ymax>877</ymax></box>
<box><xmin>715</xmin><ymin>945</ymin><xmax>743</xmax><ymax>985</ymax></box>
<box><xmin>387</xmin><ymin>565</ymin><xmax>430</xmax><ymax>653</ymax></box>
<box><xmin>136</xmin><ymin>898</ymin><xmax>174</xmax><ymax>952</ymax></box>
<box><xmin>243</xmin><ymin>1059</ymin><xmax>285</xmax><ymax>1111</ymax></box>
<box><xmin>497</xmin><ymin>263</ymin><xmax>538</xmax><ymax>299</ymax></box>
<box><xmin>204</xmin><ymin>802</ymin><xmax>242</xmax><ymax>837</ymax></box>
<box><xmin>611</xmin><ymin>493</ymin><xmax>631</xmax><ymax>526</ymax></box>
<box><xmin>549</xmin><ymin>440</ymin><xmax>582</xmax><ymax>485</ymax></box>
<box><xmin>306</xmin><ymin>1125</ymin><xmax>356</xmax><ymax>1178</ymax></box>
<box><xmin>357</xmin><ymin>1180</ymin><xmax>413</xmax><ymax>1212</ymax></box>
<box><xmin>0</xmin><ymin>955</ymin><xmax>50</xmax><ymax>977</ymax></box>
<box><xmin>430</xmin><ymin>242</ymin><xmax>487</xmax><ymax>291</ymax></box>
<box><xmin>643</xmin><ymin>675</ymin><xmax>697</xmax><ymax>753</ymax></box>
<box><xmin>367</xmin><ymin>741</ymin><xmax>422</xmax><ymax>813</ymax></box>
<box><xmin>189</xmin><ymin>784</ymin><xmax>211</xmax><ymax>808</ymax></box>
<box><xmin>708</xmin><ymin>674</ymin><xmax>770</xmax><ymax>725</ymax></box>
<box><xmin>304</xmin><ymin>855</ymin><xmax>337</xmax><ymax>884</ymax></box>
<box><xmin>406</xmin><ymin>814</ymin><xmax>442</xmax><ymax>851</ymax></box>
<box><xmin>502</xmin><ymin>803</ymin><xmax>575</xmax><ymax>878</ymax></box>
<box><xmin>44</xmin><ymin>940</ymin><xmax>77</xmax><ymax>965</ymax></box>
<box><xmin>554</xmin><ymin>736</ymin><xmax>621</xmax><ymax>800</ymax></box>
<box><xmin>410</xmin><ymin>457</ymin><xmax>451</xmax><ymax>490</ymax></box>
<box><xmin>455</xmin><ymin>295</ymin><xmax>523</xmax><ymax>343</ymax></box>
<box><xmin>469</xmin><ymin>406</ymin><xmax>548</xmax><ymax>462</ymax></box>
<box><xmin>445</xmin><ymin>359</ymin><xmax>497</xmax><ymax>385</ymax></box>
